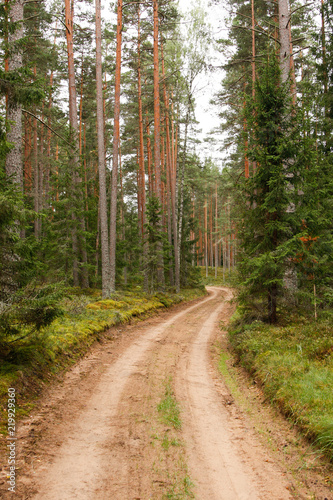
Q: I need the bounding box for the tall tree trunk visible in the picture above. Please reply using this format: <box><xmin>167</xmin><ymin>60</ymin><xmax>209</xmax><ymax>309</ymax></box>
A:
<box><xmin>65</xmin><ymin>0</ymin><xmax>80</xmax><ymax>286</ymax></box>
<box><xmin>204</xmin><ymin>200</ymin><xmax>208</xmax><ymax>278</ymax></box>
<box><xmin>161</xmin><ymin>43</ymin><xmax>177</xmax><ymax>289</ymax></box>
<box><xmin>39</xmin><ymin>102</ymin><xmax>44</xmax><ymax>235</ymax></box>
<box><xmin>321</xmin><ymin>0</ymin><xmax>328</xmax><ymax>144</ymax></box>
<box><xmin>279</xmin><ymin>0</ymin><xmax>297</xmax><ymax>292</ymax></box>
<box><xmin>210</xmin><ymin>191</ymin><xmax>214</xmax><ymax>267</ymax></box>
<box><xmin>137</xmin><ymin>7</ymin><xmax>149</xmax><ymax>292</ymax></box>
<box><xmin>24</xmin><ymin>115</ymin><xmax>32</xmax><ymax>193</ymax></box>
<box><xmin>215</xmin><ymin>182</ymin><xmax>218</xmax><ymax>279</ymax></box>
<box><xmin>110</xmin><ymin>0</ymin><xmax>123</xmax><ymax>292</ymax></box>
<box><xmin>170</xmin><ymin>93</ymin><xmax>180</xmax><ymax>290</ymax></box>
<box><xmin>95</xmin><ymin>0</ymin><xmax>110</xmax><ymax>297</ymax></box>
<box><xmin>251</xmin><ymin>0</ymin><xmax>257</xmax><ymax>176</ymax></box>
<box><xmin>146</xmin><ymin>110</ymin><xmax>153</xmax><ymax>196</ymax></box>
<box><xmin>119</xmin><ymin>145</ymin><xmax>127</xmax><ymax>284</ymax></box>
<box><xmin>153</xmin><ymin>0</ymin><xmax>165</xmax><ymax>289</ymax></box>
<box><xmin>5</xmin><ymin>0</ymin><xmax>24</xmax><ymax>188</ymax></box>
<box><xmin>278</xmin><ymin>0</ymin><xmax>292</xmax><ymax>84</ymax></box>
<box><xmin>33</xmin><ymin>114</ymin><xmax>39</xmax><ymax>238</ymax></box>
<box><xmin>177</xmin><ymin>90</ymin><xmax>191</xmax><ymax>282</ymax></box>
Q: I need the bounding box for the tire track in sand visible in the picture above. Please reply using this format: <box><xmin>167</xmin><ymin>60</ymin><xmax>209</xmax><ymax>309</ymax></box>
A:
<box><xmin>29</xmin><ymin>291</ymin><xmax>219</xmax><ymax>500</ymax></box>
<box><xmin>176</xmin><ymin>287</ymin><xmax>292</xmax><ymax>500</ymax></box>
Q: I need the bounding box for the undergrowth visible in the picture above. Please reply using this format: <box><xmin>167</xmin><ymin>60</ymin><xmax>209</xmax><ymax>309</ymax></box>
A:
<box><xmin>0</xmin><ymin>287</ymin><xmax>206</xmax><ymax>435</ymax></box>
<box><xmin>229</xmin><ymin>309</ymin><xmax>333</xmax><ymax>460</ymax></box>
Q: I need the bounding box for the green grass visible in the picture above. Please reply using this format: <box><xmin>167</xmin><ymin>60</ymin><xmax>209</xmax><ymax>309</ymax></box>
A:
<box><xmin>0</xmin><ymin>287</ymin><xmax>206</xmax><ymax>435</ymax></box>
<box><xmin>158</xmin><ymin>378</ymin><xmax>182</xmax><ymax>430</ymax></box>
<box><xmin>155</xmin><ymin>379</ymin><xmax>194</xmax><ymax>499</ymax></box>
<box><xmin>229</xmin><ymin>311</ymin><xmax>333</xmax><ymax>460</ymax></box>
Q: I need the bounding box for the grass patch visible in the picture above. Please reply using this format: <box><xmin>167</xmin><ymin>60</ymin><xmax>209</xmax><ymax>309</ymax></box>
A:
<box><xmin>229</xmin><ymin>310</ymin><xmax>333</xmax><ymax>460</ymax></box>
<box><xmin>163</xmin><ymin>471</ymin><xmax>194</xmax><ymax>499</ymax></box>
<box><xmin>154</xmin><ymin>379</ymin><xmax>194</xmax><ymax>499</ymax></box>
<box><xmin>158</xmin><ymin>378</ymin><xmax>182</xmax><ymax>430</ymax></box>
<box><xmin>0</xmin><ymin>287</ymin><xmax>206</xmax><ymax>436</ymax></box>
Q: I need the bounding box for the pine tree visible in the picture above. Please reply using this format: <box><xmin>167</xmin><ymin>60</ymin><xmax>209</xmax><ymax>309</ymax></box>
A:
<box><xmin>238</xmin><ymin>55</ymin><xmax>296</xmax><ymax>323</ymax></box>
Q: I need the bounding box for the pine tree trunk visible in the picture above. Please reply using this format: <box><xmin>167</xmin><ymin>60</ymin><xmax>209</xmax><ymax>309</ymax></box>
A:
<box><xmin>33</xmin><ymin>115</ymin><xmax>39</xmax><ymax>238</ymax></box>
<box><xmin>39</xmin><ymin>103</ymin><xmax>44</xmax><ymax>235</ymax></box>
<box><xmin>137</xmin><ymin>8</ymin><xmax>149</xmax><ymax>292</ymax></box>
<box><xmin>5</xmin><ymin>0</ymin><xmax>24</xmax><ymax>188</ymax></box>
<box><xmin>153</xmin><ymin>0</ymin><xmax>165</xmax><ymax>289</ymax></box>
<box><xmin>146</xmin><ymin>110</ymin><xmax>153</xmax><ymax>196</ymax></box>
<box><xmin>170</xmin><ymin>95</ymin><xmax>180</xmax><ymax>291</ymax></box>
<box><xmin>95</xmin><ymin>0</ymin><xmax>110</xmax><ymax>297</ymax></box>
<box><xmin>278</xmin><ymin>0</ymin><xmax>292</xmax><ymax>84</ymax></box>
<box><xmin>65</xmin><ymin>0</ymin><xmax>80</xmax><ymax>287</ymax></box>
<box><xmin>279</xmin><ymin>0</ymin><xmax>297</xmax><ymax>293</ymax></box>
<box><xmin>215</xmin><ymin>182</ymin><xmax>218</xmax><ymax>279</ymax></box>
<box><xmin>210</xmin><ymin>192</ymin><xmax>214</xmax><ymax>267</ymax></box>
<box><xmin>251</xmin><ymin>0</ymin><xmax>257</xmax><ymax>176</ymax></box>
<box><xmin>177</xmin><ymin>105</ymin><xmax>190</xmax><ymax>287</ymax></box>
<box><xmin>204</xmin><ymin>201</ymin><xmax>208</xmax><ymax>278</ymax></box>
<box><xmin>161</xmin><ymin>43</ymin><xmax>176</xmax><ymax>288</ymax></box>
<box><xmin>110</xmin><ymin>0</ymin><xmax>123</xmax><ymax>292</ymax></box>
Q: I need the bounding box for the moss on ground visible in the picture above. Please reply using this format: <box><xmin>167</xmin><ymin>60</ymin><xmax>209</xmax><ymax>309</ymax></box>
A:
<box><xmin>229</xmin><ymin>311</ymin><xmax>333</xmax><ymax>460</ymax></box>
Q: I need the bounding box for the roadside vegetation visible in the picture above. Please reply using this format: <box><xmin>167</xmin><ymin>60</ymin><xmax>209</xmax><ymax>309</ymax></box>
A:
<box><xmin>228</xmin><ymin>304</ymin><xmax>333</xmax><ymax>462</ymax></box>
<box><xmin>0</xmin><ymin>286</ymin><xmax>205</xmax><ymax>435</ymax></box>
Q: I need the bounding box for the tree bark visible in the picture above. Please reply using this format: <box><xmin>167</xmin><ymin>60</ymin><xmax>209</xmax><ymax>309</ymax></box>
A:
<box><xmin>110</xmin><ymin>0</ymin><xmax>123</xmax><ymax>292</ymax></box>
<box><xmin>95</xmin><ymin>0</ymin><xmax>110</xmax><ymax>297</ymax></box>
<box><xmin>6</xmin><ymin>0</ymin><xmax>24</xmax><ymax>188</ymax></box>
<box><xmin>278</xmin><ymin>0</ymin><xmax>292</xmax><ymax>84</ymax></box>
<box><xmin>153</xmin><ymin>0</ymin><xmax>165</xmax><ymax>289</ymax></box>
<box><xmin>215</xmin><ymin>182</ymin><xmax>218</xmax><ymax>279</ymax></box>
<box><xmin>137</xmin><ymin>5</ymin><xmax>149</xmax><ymax>292</ymax></box>
<box><xmin>161</xmin><ymin>43</ymin><xmax>177</xmax><ymax>289</ymax></box>
<box><xmin>65</xmin><ymin>0</ymin><xmax>89</xmax><ymax>288</ymax></box>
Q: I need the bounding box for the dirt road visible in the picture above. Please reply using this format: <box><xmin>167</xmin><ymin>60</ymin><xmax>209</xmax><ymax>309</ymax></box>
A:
<box><xmin>2</xmin><ymin>287</ymin><xmax>296</xmax><ymax>499</ymax></box>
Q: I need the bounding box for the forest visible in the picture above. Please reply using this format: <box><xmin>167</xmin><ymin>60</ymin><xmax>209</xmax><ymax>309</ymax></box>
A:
<box><xmin>1</xmin><ymin>0</ymin><xmax>333</xmax><ymax>479</ymax></box>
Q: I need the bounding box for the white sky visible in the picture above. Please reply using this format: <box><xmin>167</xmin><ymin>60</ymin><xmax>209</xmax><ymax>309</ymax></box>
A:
<box><xmin>177</xmin><ymin>0</ymin><xmax>227</xmax><ymax>166</ymax></box>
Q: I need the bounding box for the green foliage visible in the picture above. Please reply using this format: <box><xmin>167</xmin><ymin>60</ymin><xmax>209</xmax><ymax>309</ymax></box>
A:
<box><xmin>237</xmin><ymin>55</ymin><xmax>297</xmax><ymax>322</ymax></box>
<box><xmin>0</xmin><ymin>282</ymin><xmax>65</xmax><ymax>356</ymax></box>
<box><xmin>229</xmin><ymin>309</ymin><xmax>333</xmax><ymax>460</ymax></box>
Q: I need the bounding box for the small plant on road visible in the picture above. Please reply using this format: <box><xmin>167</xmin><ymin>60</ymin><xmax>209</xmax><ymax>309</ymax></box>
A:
<box><xmin>158</xmin><ymin>378</ymin><xmax>182</xmax><ymax>430</ymax></box>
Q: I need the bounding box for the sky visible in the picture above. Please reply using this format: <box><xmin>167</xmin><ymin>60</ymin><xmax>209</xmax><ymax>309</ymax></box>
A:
<box><xmin>177</xmin><ymin>0</ymin><xmax>227</xmax><ymax>167</ymax></box>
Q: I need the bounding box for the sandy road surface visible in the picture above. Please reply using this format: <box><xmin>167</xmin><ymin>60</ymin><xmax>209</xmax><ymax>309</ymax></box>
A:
<box><xmin>1</xmin><ymin>287</ymin><xmax>294</xmax><ymax>499</ymax></box>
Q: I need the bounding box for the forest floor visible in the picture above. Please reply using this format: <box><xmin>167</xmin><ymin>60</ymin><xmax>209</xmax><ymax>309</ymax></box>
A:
<box><xmin>0</xmin><ymin>287</ymin><xmax>332</xmax><ymax>499</ymax></box>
